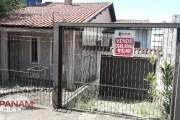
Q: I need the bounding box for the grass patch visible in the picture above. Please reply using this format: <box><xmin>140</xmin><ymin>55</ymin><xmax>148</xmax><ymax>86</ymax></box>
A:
<box><xmin>128</xmin><ymin>101</ymin><xmax>162</xmax><ymax>119</ymax></box>
<box><xmin>66</xmin><ymin>97</ymin><xmax>163</xmax><ymax>119</ymax></box>
<box><xmin>66</xmin><ymin>97</ymin><xmax>96</xmax><ymax>111</ymax></box>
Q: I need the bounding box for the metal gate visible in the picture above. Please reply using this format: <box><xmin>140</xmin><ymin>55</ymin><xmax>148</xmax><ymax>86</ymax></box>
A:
<box><xmin>53</xmin><ymin>23</ymin><xmax>178</xmax><ymax>119</ymax></box>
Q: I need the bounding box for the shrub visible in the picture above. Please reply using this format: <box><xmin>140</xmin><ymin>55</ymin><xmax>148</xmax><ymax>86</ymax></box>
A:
<box><xmin>159</xmin><ymin>61</ymin><xmax>174</xmax><ymax>118</ymax></box>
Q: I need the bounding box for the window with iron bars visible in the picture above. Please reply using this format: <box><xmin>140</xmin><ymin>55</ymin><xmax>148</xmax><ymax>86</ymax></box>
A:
<box><xmin>30</xmin><ymin>38</ymin><xmax>39</xmax><ymax>63</ymax></box>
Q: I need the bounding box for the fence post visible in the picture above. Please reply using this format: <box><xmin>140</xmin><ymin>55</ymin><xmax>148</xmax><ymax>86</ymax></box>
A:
<box><xmin>171</xmin><ymin>28</ymin><xmax>180</xmax><ymax>120</ymax></box>
<box><xmin>52</xmin><ymin>24</ymin><xmax>63</xmax><ymax>109</ymax></box>
<box><xmin>0</xmin><ymin>30</ymin><xmax>9</xmax><ymax>85</ymax></box>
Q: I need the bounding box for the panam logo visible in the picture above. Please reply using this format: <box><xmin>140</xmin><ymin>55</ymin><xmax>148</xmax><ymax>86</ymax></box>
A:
<box><xmin>0</xmin><ymin>95</ymin><xmax>34</xmax><ymax>113</ymax></box>
<box><xmin>118</xmin><ymin>31</ymin><xmax>130</xmax><ymax>36</ymax></box>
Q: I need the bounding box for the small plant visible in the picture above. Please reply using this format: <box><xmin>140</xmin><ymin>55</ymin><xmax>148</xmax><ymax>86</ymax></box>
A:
<box><xmin>149</xmin><ymin>55</ymin><xmax>156</xmax><ymax>65</ymax></box>
<box><xmin>159</xmin><ymin>61</ymin><xmax>174</xmax><ymax>118</ymax></box>
<box><xmin>144</xmin><ymin>72</ymin><xmax>158</xmax><ymax>102</ymax></box>
<box><xmin>140</xmin><ymin>106</ymin><xmax>147</xmax><ymax>116</ymax></box>
<box><xmin>144</xmin><ymin>56</ymin><xmax>158</xmax><ymax>102</ymax></box>
<box><xmin>128</xmin><ymin>101</ymin><xmax>161</xmax><ymax>118</ymax></box>
<box><xmin>66</xmin><ymin>95</ymin><xmax>96</xmax><ymax>111</ymax></box>
<box><xmin>66</xmin><ymin>99</ymin><xmax>76</xmax><ymax>108</ymax></box>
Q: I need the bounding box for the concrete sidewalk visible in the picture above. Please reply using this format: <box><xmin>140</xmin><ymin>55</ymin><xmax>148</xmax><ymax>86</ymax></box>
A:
<box><xmin>0</xmin><ymin>109</ymin><xmax>132</xmax><ymax>120</ymax></box>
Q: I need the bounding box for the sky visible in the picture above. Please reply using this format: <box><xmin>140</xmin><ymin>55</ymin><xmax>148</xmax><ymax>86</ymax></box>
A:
<box><xmin>42</xmin><ymin>0</ymin><xmax>180</xmax><ymax>22</ymax></box>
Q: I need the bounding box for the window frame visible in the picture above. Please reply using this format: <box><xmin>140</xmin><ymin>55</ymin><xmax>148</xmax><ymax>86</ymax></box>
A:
<box><xmin>29</xmin><ymin>37</ymin><xmax>40</xmax><ymax>64</ymax></box>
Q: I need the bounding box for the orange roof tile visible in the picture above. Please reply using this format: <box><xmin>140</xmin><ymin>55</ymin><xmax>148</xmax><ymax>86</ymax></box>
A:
<box><xmin>0</xmin><ymin>2</ymin><xmax>112</xmax><ymax>28</ymax></box>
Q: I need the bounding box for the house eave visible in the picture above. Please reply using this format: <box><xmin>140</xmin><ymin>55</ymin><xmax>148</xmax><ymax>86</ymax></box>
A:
<box><xmin>0</xmin><ymin>26</ymin><xmax>53</xmax><ymax>32</ymax></box>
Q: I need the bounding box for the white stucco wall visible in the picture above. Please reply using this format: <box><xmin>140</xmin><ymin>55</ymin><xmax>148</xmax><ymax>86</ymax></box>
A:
<box><xmin>162</xmin><ymin>28</ymin><xmax>176</xmax><ymax>64</ymax></box>
<box><xmin>153</xmin><ymin>28</ymin><xmax>177</xmax><ymax>92</ymax></box>
<box><xmin>90</xmin><ymin>8</ymin><xmax>112</xmax><ymax>23</ymax></box>
<box><xmin>82</xmin><ymin>8</ymin><xmax>112</xmax><ymax>46</ymax></box>
<box><xmin>151</xmin><ymin>28</ymin><xmax>164</xmax><ymax>49</ymax></box>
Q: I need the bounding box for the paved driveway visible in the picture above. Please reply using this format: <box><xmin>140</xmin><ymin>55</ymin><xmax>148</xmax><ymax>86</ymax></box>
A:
<box><xmin>0</xmin><ymin>108</ymin><xmax>132</xmax><ymax>120</ymax></box>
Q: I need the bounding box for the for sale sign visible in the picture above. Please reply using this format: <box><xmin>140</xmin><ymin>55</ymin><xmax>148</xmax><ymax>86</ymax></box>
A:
<box><xmin>113</xmin><ymin>30</ymin><xmax>135</xmax><ymax>57</ymax></box>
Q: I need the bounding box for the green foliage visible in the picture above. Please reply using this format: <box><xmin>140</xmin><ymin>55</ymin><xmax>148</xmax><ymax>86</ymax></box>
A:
<box><xmin>0</xmin><ymin>0</ymin><xmax>26</xmax><ymax>16</ymax></box>
<box><xmin>145</xmin><ymin>56</ymin><xmax>158</xmax><ymax>102</ymax></box>
<box><xmin>149</xmin><ymin>55</ymin><xmax>156</xmax><ymax>65</ymax></box>
<box><xmin>128</xmin><ymin>101</ymin><xmax>162</xmax><ymax>118</ymax></box>
<box><xmin>159</xmin><ymin>61</ymin><xmax>174</xmax><ymax>118</ymax></box>
<box><xmin>159</xmin><ymin>61</ymin><xmax>174</xmax><ymax>89</ymax></box>
<box><xmin>144</xmin><ymin>72</ymin><xmax>158</xmax><ymax>101</ymax></box>
<box><xmin>144</xmin><ymin>72</ymin><xmax>156</xmax><ymax>83</ymax></box>
<box><xmin>66</xmin><ymin>96</ymin><xmax>96</xmax><ymax>112</ymax></box>
<box><xmin>140</xmin><ymin>106</ymin><xmax>147</xmax><ymax>116</ymax></box>
<box><xmin>144</xmin><ymin>60</ymin><xmax>174</xmax><ymax>119</ymax></box>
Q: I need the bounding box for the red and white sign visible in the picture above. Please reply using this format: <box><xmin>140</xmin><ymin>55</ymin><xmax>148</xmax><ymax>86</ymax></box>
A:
<box><xmin>113</xmin><ymin>30</ymin><xmax>135</xmax><ymax>57</ymax></box>
<box><xmin>0</xmin><ymin>95</ymin><xmax>34</xmax><ymax>113</ymax></box>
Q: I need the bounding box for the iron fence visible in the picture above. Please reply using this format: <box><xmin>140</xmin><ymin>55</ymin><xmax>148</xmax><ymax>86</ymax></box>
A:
<box><xmin>0</xmin><ymin>22</ymin><xmax>179</xmax><ymax>119</ymax></box>
<box><xmin>53</xmin><ymin>23</ymin><xmax>178</xmax><ymax>120</ymax></box>
<box><xmin>0</xmin><ymin>33</ymin><xmax>54</xmax><ymax>108</ymax></box>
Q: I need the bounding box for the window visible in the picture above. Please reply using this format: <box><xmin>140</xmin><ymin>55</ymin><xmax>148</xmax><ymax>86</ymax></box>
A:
<box><xmin>30</xmin><ymin>38</ymin><xmax>39</xmax><ymax>63</ymax></box>
<box><xmin>135</xmin><ymin>41</ymin><xmax>141</xmax><ymax>48</ymax></box>
<box><xmin>50</xmin><ymin>39</ymin><xmax>53</xmax><ymax>65</ymax></box>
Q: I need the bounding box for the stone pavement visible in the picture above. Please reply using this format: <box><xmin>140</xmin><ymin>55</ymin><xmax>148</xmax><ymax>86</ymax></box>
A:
<box><xmin>0</xmin><ymin>108</ymin><xmax>132</xmax><ymax>120</ymax></box>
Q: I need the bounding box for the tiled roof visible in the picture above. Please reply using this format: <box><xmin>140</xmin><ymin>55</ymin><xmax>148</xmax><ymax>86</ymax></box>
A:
<box><xmin>116</xmin><ymin>19</ymin><xmax>150</xmax><ymax>23</ymax></box>
<box><xmin>102</xmin><ymin>19</ymin><xmax>150</xmax><ymax>33</ymax></box>
<box><xmin>0</xmin><ymin>2</ymin><xmax>111</xmax><ymax>28</ymax></box>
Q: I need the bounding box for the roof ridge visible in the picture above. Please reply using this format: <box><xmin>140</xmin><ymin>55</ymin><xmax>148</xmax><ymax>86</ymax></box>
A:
<box><xmin>117</xmin><ymin>19</ymin><xmax>149</xmax><ymax>20</ymax></box>
<box><xmin>72</xmin><ymin>2</ymin><xmax>110</xmax><ymax>3</ymax></box>
<box><xmin>116</xmin><ymin>19</ymin><xmax>150</xmax><ymax>23</ymax></box>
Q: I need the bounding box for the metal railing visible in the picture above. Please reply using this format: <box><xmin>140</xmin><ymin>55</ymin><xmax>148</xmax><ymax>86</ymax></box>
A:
<box><xmin>0</xmin><ymin>35</ymin><xmax>54</xmax><ymax>108</ymax></box>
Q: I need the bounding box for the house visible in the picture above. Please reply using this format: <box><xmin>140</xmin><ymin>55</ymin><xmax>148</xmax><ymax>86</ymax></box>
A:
<box><xmin>100</xmin><ymin>19</ymin><xmax>176</xmax><ymax>93</ymax></box>
<box><xmin>99</xmin><ymin>19</ymin><xmax>163</xmax><ymax>56</ymax></box>
<box><xmin>0</xmin><ymin>0</ymin><xmax>116</xmax><ymax>87</ymax></box>
<box><xmin>102</xmin><ymin>19</ymin><xmax>151</xmax><ymax>49</ymax></box>
<box><xmin>21</xmin><ymin>0</ymin><xmax>42</xmax><ymax>6</ymax></box>
<box><xmin>116</xmin><ymin>19</ymin><xmax>151</xmax><ymax>49</ymax></box>
<box><xmin>90</xmin><ymin>19</ymin><xmax>163</xmax><ymax>99</ymax></box>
